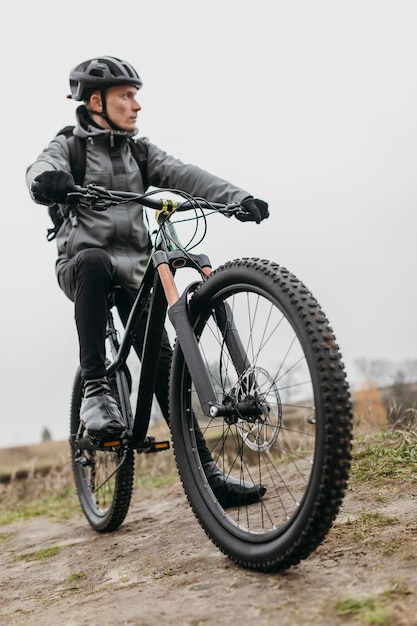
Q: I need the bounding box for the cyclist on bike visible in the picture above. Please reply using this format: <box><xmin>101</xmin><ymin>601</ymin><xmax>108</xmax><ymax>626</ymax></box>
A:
<box><xmin>26</xmin><ymin>56</ymin><xmax>269</xmax><ymax>507</ymax></box>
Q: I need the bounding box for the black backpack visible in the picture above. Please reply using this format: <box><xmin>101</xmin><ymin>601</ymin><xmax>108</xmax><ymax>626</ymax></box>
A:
<box><xmin>46</xmin><ymin>126</ymin><xmax>148</xmax><ymax>241</ymax></box>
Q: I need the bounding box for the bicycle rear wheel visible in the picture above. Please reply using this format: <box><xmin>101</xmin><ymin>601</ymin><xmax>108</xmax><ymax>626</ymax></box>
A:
<box><xmin>170</xmin><ymin>258</ymin><xmax>352</xmax><ymax>572</ymax></box>
<box><xmin>70</xmin><ymin>368</ymin><xmax>135</xmax><ymax>532</ymax></box>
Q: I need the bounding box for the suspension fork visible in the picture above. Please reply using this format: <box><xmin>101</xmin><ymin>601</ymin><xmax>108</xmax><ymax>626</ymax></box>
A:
<box><xmin>155</xmin><ymin>253</ymin><xmax>251</xmax><ymax>417</ymax></box>
<box><xmin>198</xmin><ymin>265</ymin><xmax>252</xmax><ymax>385</ymax></box>
<box><xmin>200</xmin><ymin>267</ymin><xmax>251</xmax><ymax>377</ymax></box>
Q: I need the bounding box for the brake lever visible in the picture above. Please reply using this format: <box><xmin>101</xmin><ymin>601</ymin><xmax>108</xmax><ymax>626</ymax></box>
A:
<box><xmin>220</xmin><ymin>202</ymin><xmax>243</xmax><ymax>218</ymax></box>
<box><xmin>66</xmin><ymin>187</ymin><xmax>116</xmax><ymax>211</ymax></box>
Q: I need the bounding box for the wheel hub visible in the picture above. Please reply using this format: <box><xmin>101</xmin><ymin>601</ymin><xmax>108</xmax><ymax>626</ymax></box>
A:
<box><xmin>226</xmin><ymin>367</ymin><xmax>283</xmax><ymax>452</ymax></box>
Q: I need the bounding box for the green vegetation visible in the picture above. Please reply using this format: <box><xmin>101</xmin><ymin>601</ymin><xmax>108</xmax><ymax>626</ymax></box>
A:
<box><xmin>136</xmin><ymin>472</ymin><xmax>178</xmax><ymax>489</ymax></box>
<box><xmin>336</xmin><ymin>595</ymin><xmax>388</xmax><ymax>624</ymax></box>
<box><xmin>63</xmin><ymin>571</ymin><xmax>88</xmax><ymax>589</ymax></box>
<box><xmin>17</xmin><ymin>546</ymin><xmax>61</xmax><ymax>561</ymax></box>
<box><xmin>0</xmin><ymin>489</ymin><xmax>79</xmax><ymax>526</ymax></box>
<box><xmin>336</xmin><ymin>580</ymin><xmax>412</xmax><ymax>625</ymax></box>
<box><xmin>64</xmin><ymin>571</ymin><xmax>88</xmax><ymax>582</ymax></box>
<box><xmin>347</xmin><ymin>511</ymin><xmax>397</xmax><ymax>542</ymax></box>
<box><xmin>351</xmin><ymin>428</ymin><xmax>417</xmax><ymax>485</ymax></box>
<box><xmin>41</xmin><ymin>427</ymin><xmax>52</xmax><ymax>442</ymax></box>
<box><xmin>0</xmin><ymin>532</ymin><xmax>12</xmax><ymax>545</ymax></box>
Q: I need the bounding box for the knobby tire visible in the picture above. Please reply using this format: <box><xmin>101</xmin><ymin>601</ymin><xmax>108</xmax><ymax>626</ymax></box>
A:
<box><xmin>170</xmin><ymin>258</ymin><xmax>353</xmax><ymax>572</ymax></box>
<box><xmin>70</xmin><ymin>368</ymin><xmax>134</xmax><ymax>532</ymax></box>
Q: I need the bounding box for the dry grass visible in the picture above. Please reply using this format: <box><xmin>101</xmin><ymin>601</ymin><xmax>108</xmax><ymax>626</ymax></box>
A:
<box><xmin>0</xmin><ymin>440</ymin><xmax>69</xmax><ymax>482</ymax></box>
<box><xmin>0</xmin><ymin>441</ymin><xmax>76</xmax><ymax>519</ymax></box>
<box><xmin>0</xmin><ymin>420</ymin><xmax>177</xmax><ymax>517</ymax></box>
<box><xmin>1</xmin><ymin>412</ymin><xmax>415</xmax><ymax>524</ymax></box>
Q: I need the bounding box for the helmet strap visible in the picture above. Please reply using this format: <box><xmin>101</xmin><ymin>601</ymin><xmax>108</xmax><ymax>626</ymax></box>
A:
<box><xmin>86</xmin><ymin>89</ymin><xmax>122</xmax><ymax>131</ymax></box>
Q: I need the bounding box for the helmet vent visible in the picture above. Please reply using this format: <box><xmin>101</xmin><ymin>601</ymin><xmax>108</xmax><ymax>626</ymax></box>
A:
<box><xmin>69</xmin><ymin>56</ymin><xmax>143</xmax><ymax>101</ymax></box>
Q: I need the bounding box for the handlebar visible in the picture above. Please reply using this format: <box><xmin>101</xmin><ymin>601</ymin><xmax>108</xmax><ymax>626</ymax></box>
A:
<box><xmin>31</xmin><ymin>181</ymin><xmax>243</xmax><ymax>218</ymax></box>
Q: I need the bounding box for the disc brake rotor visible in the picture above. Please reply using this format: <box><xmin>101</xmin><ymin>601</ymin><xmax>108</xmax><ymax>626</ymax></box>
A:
<box><xmin>235</xmin><ymin>367</ymin><xmax>282</xmax><ymax>452</ymax></box>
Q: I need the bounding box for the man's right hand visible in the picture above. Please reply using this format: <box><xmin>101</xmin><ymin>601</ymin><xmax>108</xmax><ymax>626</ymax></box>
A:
<box><xmin>33</xmin><ymin>171</ymin><xmax>76</xmax><ymax>204</ymax></box>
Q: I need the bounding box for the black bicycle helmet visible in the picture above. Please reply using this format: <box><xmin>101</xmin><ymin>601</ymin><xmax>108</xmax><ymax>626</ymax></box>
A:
<box><xmin>68</xmin><ymin>56</ymin><xmax>143</xmax><ymax>101</ymax></box>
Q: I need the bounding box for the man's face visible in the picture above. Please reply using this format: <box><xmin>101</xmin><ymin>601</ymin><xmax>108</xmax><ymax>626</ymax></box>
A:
<box><xmin>99</xmin><ymin>85</ymin><xmax>141</xmax><ymax>131</ymax></box>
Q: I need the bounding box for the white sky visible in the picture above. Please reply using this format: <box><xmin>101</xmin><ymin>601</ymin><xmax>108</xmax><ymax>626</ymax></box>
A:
<box><xmin>1</xmin><ymin>0</ymin><xmax>416</xmax><ymax>447</ymax></box>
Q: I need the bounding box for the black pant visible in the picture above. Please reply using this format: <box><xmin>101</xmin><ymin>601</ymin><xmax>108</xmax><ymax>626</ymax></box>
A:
<box><xmin>58</xmin><ymin>248</ymin><xmax>172</xmax><ymax>421</ymax></box>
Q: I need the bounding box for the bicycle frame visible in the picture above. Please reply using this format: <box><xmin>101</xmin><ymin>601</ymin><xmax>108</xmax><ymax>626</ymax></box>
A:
<box><xmin>104</xmin><ymin>214</ymin><xmax>228</xmax><ymax>449</ymax></box>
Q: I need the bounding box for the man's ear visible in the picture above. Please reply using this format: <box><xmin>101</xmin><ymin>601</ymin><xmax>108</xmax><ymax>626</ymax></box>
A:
<box><xmin>88</xmin><ymin>92</ymin><xmax>103</xmax><ymax>113</ymax></box>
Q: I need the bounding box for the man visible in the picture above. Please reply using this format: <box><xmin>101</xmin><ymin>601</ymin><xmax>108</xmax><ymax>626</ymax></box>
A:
<box><xmin>26</xmin><ymin>56</ymin><xmax>268</xmax><ymax>506</ymax></box>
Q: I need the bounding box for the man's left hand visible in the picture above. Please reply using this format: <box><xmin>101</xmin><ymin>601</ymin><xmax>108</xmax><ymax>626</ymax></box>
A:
<box><xmin>237</xmin><ymin>197</ymin><xmax>269</xmax><ymax>224</ymax></box>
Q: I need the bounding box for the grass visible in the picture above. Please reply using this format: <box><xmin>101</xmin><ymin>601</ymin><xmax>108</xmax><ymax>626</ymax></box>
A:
<box><xmin>0</xmin><ymin>446</ymin><xmax>80</xmax><ymax>526</ymax></box>
<box><xmin>336</xmin><ymin>595</ymin><xmax>389</xmax><ymax>624</ymax></box>
<box><xmin>0</xmin><ymin>423</ymin><xmax>415</xmax><ymax>527</ymax></box>
<box><xmin>136</xmin><ymin>469</ymin><xmax>178</xmax><ymax>490</ymax></box>
<box><xmin>331</xmin><ymin>424</ymin><xmax>416</xmax><ymax>624</ymax></box>
<box><xmin>17</xmin><ymin>546</ymin><xmax>61</xmax><ymax>561</ymax></box>
<box><xmin>0</xmin><ymin>490</ymin><xmax>80</xmax><ymax>526</ymax></box>
<box><xmin>346</xmin><ymin>511</ymin><xmax>398</xmax><ymax>542</ymax></box>
<box><xmin>63</xmin><ymin>571</ymin><xmax>88</xmax><ymax>590</ymax></box>
<box><xmin>0</xmin><ymin>532</ymin><xmax>12</xmax><ymax>545</ymax></box>
<box><xmin>336</xmin><ymin>580</ymin><xmax>412</xmax><ymax>625</ymax></box>
<box><xmin>64</xmin><ymin>571</ymin><xmax>88</xmax><ymax>583</ymax></box>
<box><xmin>0</xmin><ymin>422</ymin><xmax>178</xmax><ymax>525</ymax></box>
<box><xmin>0</xmin><ymin>440</ymin><xmax>69</xmax><ymax>482</ymax></box>
<box><xmin>351</xmin><ymin>427</ymin><xmax>417</xmax><ymax>485</ymax></box>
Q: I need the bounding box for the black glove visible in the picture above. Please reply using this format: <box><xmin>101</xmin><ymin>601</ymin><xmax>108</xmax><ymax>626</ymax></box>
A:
<box><xmin>237</xmin><ymin>197</ymin><xmax>269</xmax><ymax>224</ymax></box>
<box><xmin>33</xmin><ymin>171</ymin><xmax>76</xmax><ymax>204</ymax></box>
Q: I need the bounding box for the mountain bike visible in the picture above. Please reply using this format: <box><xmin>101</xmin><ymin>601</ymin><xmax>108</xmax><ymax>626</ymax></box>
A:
<box><xmin>34</xmin><ymin>182</ymin><xmax>353</xmax><ymax>572</ymax></box>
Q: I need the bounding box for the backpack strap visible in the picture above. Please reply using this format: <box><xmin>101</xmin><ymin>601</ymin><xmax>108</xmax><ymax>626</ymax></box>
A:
<box><xmin>46</xmin><ymin>126</ymin><xmax>85</xmax><ymax>241</ymax></box>
<box><xmin>129</xmin><ymin>138</ymin><xmax>148</xmax><ymax>190</ymax></box>
<box><xmin>56</xmin><ymin>126</ymin><xmax>86</xmax><ymax>185</ymax></box>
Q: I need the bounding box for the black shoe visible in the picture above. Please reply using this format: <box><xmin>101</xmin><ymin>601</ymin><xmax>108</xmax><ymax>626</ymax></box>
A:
<box><xmin>204</xmin><ymin>460</ymin><xmax>266</xmax><ymax>508</ymax></box>
<box><xmin>80</xmin><ymin>378</ymin><xmax>125</xmax><ymax>439</ymax></box>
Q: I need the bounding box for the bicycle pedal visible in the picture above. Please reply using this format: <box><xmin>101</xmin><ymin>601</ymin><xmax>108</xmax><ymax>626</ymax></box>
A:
<box><xmin>78</xmin><ymin>430</ymin><xmax>129</xmax><ymax>450</ymax></box>
<box><xmin>100</xmin><ymin>431</ymin><xmax>130</xmax><ymax>449</ymax></box>
<box><xmin>102</xmin><ymin>439</ymin><xmax>122</xmax><ymax>448</ymax></box>
<box><xmin>136</xmin><ymin>435</ymin><xmax>170</xmax><ymax>454</ymax></box>
<box><xmin>147</xmin><ymin>440</ymin><xmax>170</xmax><ymax>453</ymax></box>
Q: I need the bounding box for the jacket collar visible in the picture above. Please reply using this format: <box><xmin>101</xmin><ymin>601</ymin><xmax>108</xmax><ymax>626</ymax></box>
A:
<box><xmin>73</xmin><ymin>105</ymin><xmax>137</xmax><ymax>144</ymax></box>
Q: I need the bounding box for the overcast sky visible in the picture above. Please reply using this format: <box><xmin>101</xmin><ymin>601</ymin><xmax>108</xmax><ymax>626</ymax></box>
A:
<box><xmin>1</xmin><ymin>0</ymin><xmax>415</xmax><ymax>447</ymax></box>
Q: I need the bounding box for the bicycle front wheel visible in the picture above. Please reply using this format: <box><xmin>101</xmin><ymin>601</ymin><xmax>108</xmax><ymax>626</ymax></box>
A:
<box><xmin>70</xmin><ymin>368</ymin><xmax>135</xmax><ymax>532</ymax></box>
<box><xmin>170</xmin><ymin>258</ymin><xmax>353</xmax><ymax>572</ymax></box>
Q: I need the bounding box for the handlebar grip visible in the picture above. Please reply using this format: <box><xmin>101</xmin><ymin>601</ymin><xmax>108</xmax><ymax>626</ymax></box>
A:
<box><xmin>31</xmin><ymin>180</ymin><xmax>83</xmax><ymax>201</ymax></box>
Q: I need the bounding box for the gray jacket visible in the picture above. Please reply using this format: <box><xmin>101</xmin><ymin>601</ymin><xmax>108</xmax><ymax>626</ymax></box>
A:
<box><xmin>26</xmin><ymin>106</ymin><xmax>251</xmax><ymax>289</ymax></box>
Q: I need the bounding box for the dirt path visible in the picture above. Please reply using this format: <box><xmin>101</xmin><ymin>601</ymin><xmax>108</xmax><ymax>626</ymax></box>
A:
<box><xmin>1</xmin><ymin>468</ymin><xmax>416</xmax><ymax>626</ymax></box>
